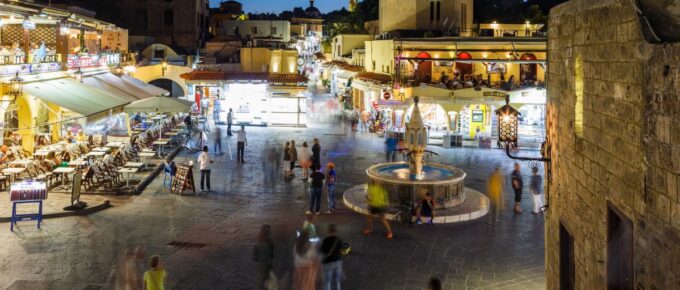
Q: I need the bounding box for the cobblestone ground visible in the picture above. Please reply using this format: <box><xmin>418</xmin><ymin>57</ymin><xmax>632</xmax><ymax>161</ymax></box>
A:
<box><xmin>0</xmin><ymin>121</ymin><xmax>545</xmax><ymax>290</ymax></box>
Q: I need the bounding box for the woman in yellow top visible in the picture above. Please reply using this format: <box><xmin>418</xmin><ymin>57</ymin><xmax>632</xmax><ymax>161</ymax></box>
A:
<box><xmin>144</xmin><ymin>255</ymin><xmax>166</xmax><ymax>290</ymax></box>
<box><xmin>363</xmin><ymin>183</ymin><xmax>393</xmax><ymax>239</ymax></box>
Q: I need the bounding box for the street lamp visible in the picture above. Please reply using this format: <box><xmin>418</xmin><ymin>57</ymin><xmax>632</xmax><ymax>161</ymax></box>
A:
<box><xmin>7</xmin><ymin>72</ymin><xmax>23</xmax><ymax>102</ymax></box>
<box><xmin>161</xmin><ymin>58</ymin><xmax>168</xmax><ymax>76</ymax></box>
<box><xmin>495</xmin><ymin>94</ymin><xmax>551</xmax><ymax>211</ymax></box>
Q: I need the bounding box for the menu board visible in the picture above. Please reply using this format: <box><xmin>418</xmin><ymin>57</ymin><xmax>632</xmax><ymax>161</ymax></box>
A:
<box><xmin>170</xmin><ymin>164</ymin><xmax>195</xmax><ymax>195</ymax></box>
<box><xmin>10</xmin><ymin>181</ymin><xmax>48</xmax><ymax>201</ymax></box>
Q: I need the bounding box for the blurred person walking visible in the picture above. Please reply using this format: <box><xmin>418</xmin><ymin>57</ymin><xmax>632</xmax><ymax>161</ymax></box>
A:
<box><xmin>363</xmin><ymin>183</ymin><xmax>393</xmax><ymax>239</ymax></box>
<box><xmin>511</xmin><ymin>163</ymin><xmax>524</xmax><ymax>213</ymax></box>
<box><xmin>143</xmin><ymin>255</ymin><xmax>166</xmax><ymax>290</ymax></box>
<box><xmin>253</xmin><ymin>224</ymin><xmax>275</xmax><ymax>290</ymax></box>
<box><xmin>288</xmin><ymin>140</ymin><xmax>298</xmax><ymax>176</ymax></box>
<box><xmin>530</xmin><ymin>167</ymin><xmax>544</xmax><ymax>215</ymax></box>
<box><xmin>385</xmin><ymin>135</ymin><xmax>397</xmax><ymax>162</ymax></box>
<box><xmin>321</xmin><ymin>224</ymin><xmax>343</xmax><ymax>290</ymax></box>
<box><xmin>427</xmin><ymin>277</ymin><xmax>442</xmax><ymax>290</ymax></box>
<box><xmin>487</xmin><ymin>166</ymin><xmax>505</xmax><ymax>227</ymax></box>
<box><xmin>312</xmin><ymin>138</ymin><xmax>321</xmax><ymax>172</ymax></box>
<box><xmin>213</xmin><ymin>127</ymin><xmax>223</xmax><ymax>155</ymax></box>
<box><xmin>293</xmin><ymin>231</ymin><xmax>320</xmax><ymax>290</ymax></box>
<box><xmin>299</xmin><ymin>141</ymin><xmax>312</xmax><ymax>179</ymax></box>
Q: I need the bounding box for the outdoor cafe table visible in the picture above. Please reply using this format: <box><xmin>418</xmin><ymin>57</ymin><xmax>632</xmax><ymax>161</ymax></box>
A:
<box><xmin>91</xmin><ymin>147</ymin><xmax>112</xmax><ymax>153</ymax></box>
<box><xmin>53</xmin><ymin>167</ymin><xmax>76</xmax><ymax>191</ymax></box>
<box><xmin>33</xmin><ymin>151</ymin><xmax>50</xmax><ymax>158</ymax></box>
<box><xmin>2</xmin><ymin>167</ymin><xmax>25</xmax><ymax>182</ymax></box>
<box><xmin>105</xmin><ymin>142</ymin><xmax>125</xmax><ymax>148</ymax></box>
<box><xmin>85</xmin><ymin>151</ymin><xmax>106</xmax><ymax>161</ymax></box>
<box><xmin>152</xmin><ymin>139</ymin><xmax>170</xmax><ymax>157</ymax></box>
<box><xmin>117</xmin><ymin>167</ymin><xmax>139</xmax><ymax>189</ymax></box>
<box><xmin>10</xmin><ymin>159</ymin><xmax>32</xmax><ymax>168</ymax></box>
<box><xmin>138</xmin><ymin>152</ymin><xmax>156</xmax><ymax>167</ymax></box>
<box><xmin>124</xmin><ymin>162</ymin><xmax>144</xmax><ymax>170</ymax></box>
<box><xmin>68</xmin><ymin>160</ymin><xmax>89</xmax><ymax>168</ymax></box>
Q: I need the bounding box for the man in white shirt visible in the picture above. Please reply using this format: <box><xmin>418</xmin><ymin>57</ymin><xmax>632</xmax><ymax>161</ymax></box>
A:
<box><xmin>197</xmin><ymin>146</ymin><xmax>213</xmax><ymax>191</ymax></box>
<box><xmin>236</xmin><ymin>125</ymin><xmax>247</xmax><ymax>163</ymax></box>
<box><xmin>227</xmin><ymin>108</ymin><xmax>234</xmax><ymax>136</ymax></box>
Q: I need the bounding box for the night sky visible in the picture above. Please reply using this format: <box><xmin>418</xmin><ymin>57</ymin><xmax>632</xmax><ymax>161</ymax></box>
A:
<box><xmin>210</xmin><ymin>0</ymin><xmax>348</xmax><ymax>14</ymax></box>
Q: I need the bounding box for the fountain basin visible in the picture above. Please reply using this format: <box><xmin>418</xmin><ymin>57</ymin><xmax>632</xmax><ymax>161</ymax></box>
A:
<box><xmin>366</xmin><ymin>162</ymin><xmax>466</xmax><ymax>209</ymax></box>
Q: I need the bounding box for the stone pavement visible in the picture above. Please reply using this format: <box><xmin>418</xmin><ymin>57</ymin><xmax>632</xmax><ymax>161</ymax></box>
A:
<box><xmin>0</xmin><ymin>121</ymin><xmax>545</xmax><ymax>290</ymax></box>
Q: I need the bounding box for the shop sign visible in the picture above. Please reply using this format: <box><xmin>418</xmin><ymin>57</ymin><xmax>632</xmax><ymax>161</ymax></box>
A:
<box><xmin>483</xmin><ymin>91</ymin><xmax>506</xmax><ymax>97</ymax></box>
<box><xmin>383</xmin><ymin>91</ymin><xmax>391</xmax><ymax>100</ymax></box>
<box><xmin>378</xmin><ymin>100</ymin><xmax>405</xmax><ymax>106</ymax></box>
<box><xmin>67</xmin><ymin>54</ymin><xmax>107</xmax><ymax>69</ymax></box>
<box><xmin>22</xmin><ymin>20</ymin><xmax>36</xmax><ymax>30</ymax></box>
<box><xmin>0</xmin><ymin>62</ymin><xmax>62</xmax><ymax>76</ymax></box>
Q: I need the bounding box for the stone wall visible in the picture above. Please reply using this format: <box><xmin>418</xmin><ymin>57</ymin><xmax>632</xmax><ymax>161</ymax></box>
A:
<box><xmin>545</xmin><ymin>0</ymin><xmax>680</xmax><ymax>289</ymax></box>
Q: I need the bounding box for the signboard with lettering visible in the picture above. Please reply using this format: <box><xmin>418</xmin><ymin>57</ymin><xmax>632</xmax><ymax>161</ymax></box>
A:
<box><xmin>0</xmin><ymin>63</ymin><xmax>62</xmax><ymax>77</ymax></box>
<box><xmin>67</xmin><ymin>54</ymin><xmax>107</xmax><ymax>69</ymax></box>
<box><xmin>22</xmin><ymin>20</ymin><xmax>36</xmax><ymax>30</ymax></box>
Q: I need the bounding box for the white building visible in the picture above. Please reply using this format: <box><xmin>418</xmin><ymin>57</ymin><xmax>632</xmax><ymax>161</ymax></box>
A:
<box><xmin>216</xmin><ymin>20</ymin><xmax>291</xmax><ymax>42</ymax></box>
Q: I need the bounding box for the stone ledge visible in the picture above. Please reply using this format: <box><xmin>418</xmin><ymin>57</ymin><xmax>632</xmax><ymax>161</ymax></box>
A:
<box><xmin>343</xmin><ymin>184</ymin><xmax>490</xmax><ymax>224</ymax></box>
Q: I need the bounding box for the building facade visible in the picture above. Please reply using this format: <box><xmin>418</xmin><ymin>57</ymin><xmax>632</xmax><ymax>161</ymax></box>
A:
<box><xmin>119</xmin><ymin>0</ymin><xmax>209</xmax><ymax>53</ymax></box>
<box><xmin>216</xmin><ymin>20</ymin><xmax>291</xmax><ymax>43</ymax></box>
<box><xmin>545</xmin><ymin>0</ymin><xmax>680</xmax><ymax>289</ymax></box>
<box><xmin>378</xmin><ymin>0</ymin><xmax>474</xmax><ymax>35</ymax></box>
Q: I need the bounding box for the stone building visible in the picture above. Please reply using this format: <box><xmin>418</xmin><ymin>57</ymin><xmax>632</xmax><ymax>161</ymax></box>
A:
<box><xmin>378</xmin><ymin>0</ymin><xmax>473</xmax><ymax>34</ymax></box>
<box><xmin>118</xmin><ymin>0</ymin><xmax>209</xmax><ymax>53</ymax></box>
<box><xmin>545</xmin><ymin>0</ymin><xmax>680</xmax><ymax>289</ymax></box>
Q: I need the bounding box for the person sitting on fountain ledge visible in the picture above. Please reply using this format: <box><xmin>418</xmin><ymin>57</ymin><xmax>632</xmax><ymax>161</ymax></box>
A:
<box><xmin>415</xmin><ymin>193</ymin><xmax>436</xmax><ymax>225</ymax></box>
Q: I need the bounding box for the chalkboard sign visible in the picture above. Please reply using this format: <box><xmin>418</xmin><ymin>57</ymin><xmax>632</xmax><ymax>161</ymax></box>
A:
<box><xmin>71</xmin><ymin>173</ymin><xmax>82</xmax><ymax>205</ymax></box>
<box><xmin>171</xmin><ymin>164</ymin><xmax>195</xmax><ymax>195</ymax></box>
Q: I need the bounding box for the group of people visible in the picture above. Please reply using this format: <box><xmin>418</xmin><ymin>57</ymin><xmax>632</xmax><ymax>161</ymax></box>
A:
<box><xmin>253</xmin><ymin>223</ymin><xmax>345</xmax><ymax>290</ymax></box>
<box><xmin>487</xmin><ymin>162</ymin><xmax>544</xmax><ymax>227</ymax></box>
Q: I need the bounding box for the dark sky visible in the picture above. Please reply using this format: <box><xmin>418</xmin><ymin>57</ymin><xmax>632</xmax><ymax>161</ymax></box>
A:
<box><xmin>210</xmin><ymin>0</ymin><xmax>348</xmax><ymax>14</ymax></box>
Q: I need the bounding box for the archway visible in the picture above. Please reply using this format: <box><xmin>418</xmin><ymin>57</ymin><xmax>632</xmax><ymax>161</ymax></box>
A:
<box><xmin>149</xmin><ymin>78</ymin><xmax>186</xmax><ymax>97</ymax></box>
<box><xmin>415</xmin><ymin>52</ymin><xmax>432</xmax><ymax>84</ymax></box>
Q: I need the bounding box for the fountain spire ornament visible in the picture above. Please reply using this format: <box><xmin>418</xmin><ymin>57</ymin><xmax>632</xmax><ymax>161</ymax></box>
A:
<box><xmin>405</xmin><ymin>96</ymin><xmax>428</xmax><ymax>179</ymax></box>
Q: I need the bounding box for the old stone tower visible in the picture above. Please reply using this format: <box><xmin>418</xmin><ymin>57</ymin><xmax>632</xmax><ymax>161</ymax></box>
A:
<box><xmin>545</xmin><ymin>0</ymin><xmax>680</xmax><ymax>289</ymax></box>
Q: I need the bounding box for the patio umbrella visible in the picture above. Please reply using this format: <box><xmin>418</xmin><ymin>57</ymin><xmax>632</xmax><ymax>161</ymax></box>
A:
<box><xmin>123</xmin><ymin>97</ymin><xmax>193</xmax><ymax>113</ymax></box>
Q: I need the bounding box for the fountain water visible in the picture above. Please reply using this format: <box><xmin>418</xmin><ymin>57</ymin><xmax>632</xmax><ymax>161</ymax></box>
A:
<box><xmin>343</xmin><ymin>97</ymin><xmax>490</xmax><ymax>223</ymax></box>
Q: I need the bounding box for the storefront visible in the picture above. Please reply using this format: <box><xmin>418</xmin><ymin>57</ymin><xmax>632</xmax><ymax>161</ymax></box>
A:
<box><xmin>180</xmin><ymin>71</ymin><xmax>308</xmax><ymax>127</ymax></box>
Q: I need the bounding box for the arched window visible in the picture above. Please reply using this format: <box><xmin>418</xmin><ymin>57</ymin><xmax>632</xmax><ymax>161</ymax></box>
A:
<box><xmin>457</xmin><ymin>52</ymin><xmax>472</xmax><ymax>60</ymax></box>
<box><xmin>574</xmin><ymin>55</ymin><xmax>584</xmax><ymax>137</ymax></box>
<box><xmin>430</xmin><ymin>1</ymin><xmax>435</xmax><ymax>21</ymax></box>
<box><xmin>164</xmin><ymin>9</ymin><xmax>174</xmax><ymax>26</ymax></box>
<box><xmin>436</xmin><ymin>1</ymin><xmax>441</xmax><ymax>22</ymax></box>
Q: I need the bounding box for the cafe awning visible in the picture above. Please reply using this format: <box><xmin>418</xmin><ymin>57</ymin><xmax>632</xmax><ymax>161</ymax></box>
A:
<box><xmin>83</xmin><ymin>76</ymin><xmax>140</xmax><ymax>102</ymax></box>
<box><xmin>88</xmin><ymin>73</ymin><xmax>153</xmax><ymax>100</ymax></box>
<box><xmin>121</xmin><ymin>75</ymin><xmax>169</xmax><ymax>97</ymax></box>
<box><xmin>123</xmin><ymin>97</ymin><xmax>192</xmax><ymax>113</ymax></box>
<box><xmin>24</xmin><ymin>77</ymin><xmax>128</xmax><ymax>119</ymax></box>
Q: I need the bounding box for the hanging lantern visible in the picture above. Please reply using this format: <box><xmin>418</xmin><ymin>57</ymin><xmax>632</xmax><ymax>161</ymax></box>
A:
<box><xmin>495</xmin><ymin>95</ymin><xmax>520</xmax><ymax>147</ymax></box>
<box><xmin>161</xmin><ymin>58</ymin><xmax>168</xmax><ymax>76</ymax></box>
<box><xmin>8</xmin><ymin>72</ymin><xmax>23</xmax><ymax>101</ymax></box>
<box><xmin>114</xmin><ymin>64</ymin><xmax>123</xmax><ymax>76</ymax></box>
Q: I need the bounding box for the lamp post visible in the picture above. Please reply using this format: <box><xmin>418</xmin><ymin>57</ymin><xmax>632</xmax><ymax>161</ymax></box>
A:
<box><xmin>161</xmin><ymin>58</ymin><xmax>168</xmax><ymax>76</ymax></box>
<box><xmin>495</xmin><ymin>95</ymin><xmax>551</xmax><ymax>212</ymax></box>
<box><xmin>7</xmin><ymin>72</ymin><xmax>23</xmax><ymax>102</ymax></box>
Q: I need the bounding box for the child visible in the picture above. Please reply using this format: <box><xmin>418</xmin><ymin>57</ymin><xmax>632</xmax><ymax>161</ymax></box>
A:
<box><xmin>143</xmin><ymin>255</ymin><xmax>166</xmax><ymax>290</ymax></box>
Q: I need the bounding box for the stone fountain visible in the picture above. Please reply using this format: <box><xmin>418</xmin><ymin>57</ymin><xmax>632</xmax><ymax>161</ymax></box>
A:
<box><xmin>343</xmin><ymin>97</ymin><xmax>490</xmax><ymax>223</ymax></box>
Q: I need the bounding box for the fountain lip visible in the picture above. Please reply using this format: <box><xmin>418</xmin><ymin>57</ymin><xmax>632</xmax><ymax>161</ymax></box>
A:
<box><xmin>366</xmin><ymin>162</ymin><xmax>467</xmax><ymax>185</ymax></box>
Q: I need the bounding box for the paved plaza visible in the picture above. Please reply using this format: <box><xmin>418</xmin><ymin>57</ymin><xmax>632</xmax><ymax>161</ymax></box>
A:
<box><xmin>0</xmin><ymin>121</ymin><xmax>545</xmax><ymax>290</ymax></box>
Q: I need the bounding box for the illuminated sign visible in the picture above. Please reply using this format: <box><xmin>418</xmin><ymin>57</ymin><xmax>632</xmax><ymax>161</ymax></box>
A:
<box><xmin>22</xmin><ymin>20</ymin><xmax>36</xmax><ymax>30</ymax></box>
<box><xmin>0</xmin><ymin>62</ymin><xmax>62</xmax><ymax>76</ymax></box>
<box><xmin>66</xmin><ymin>53</ymin><xmax>120</xmax><ymax>69</ymax></box>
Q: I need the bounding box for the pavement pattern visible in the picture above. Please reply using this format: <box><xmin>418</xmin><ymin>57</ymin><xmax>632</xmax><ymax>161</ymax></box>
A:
<box><xmin>0</xmin><ymin>121</ymin><xmax>545</xmax><ymax>290</ymax></box>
